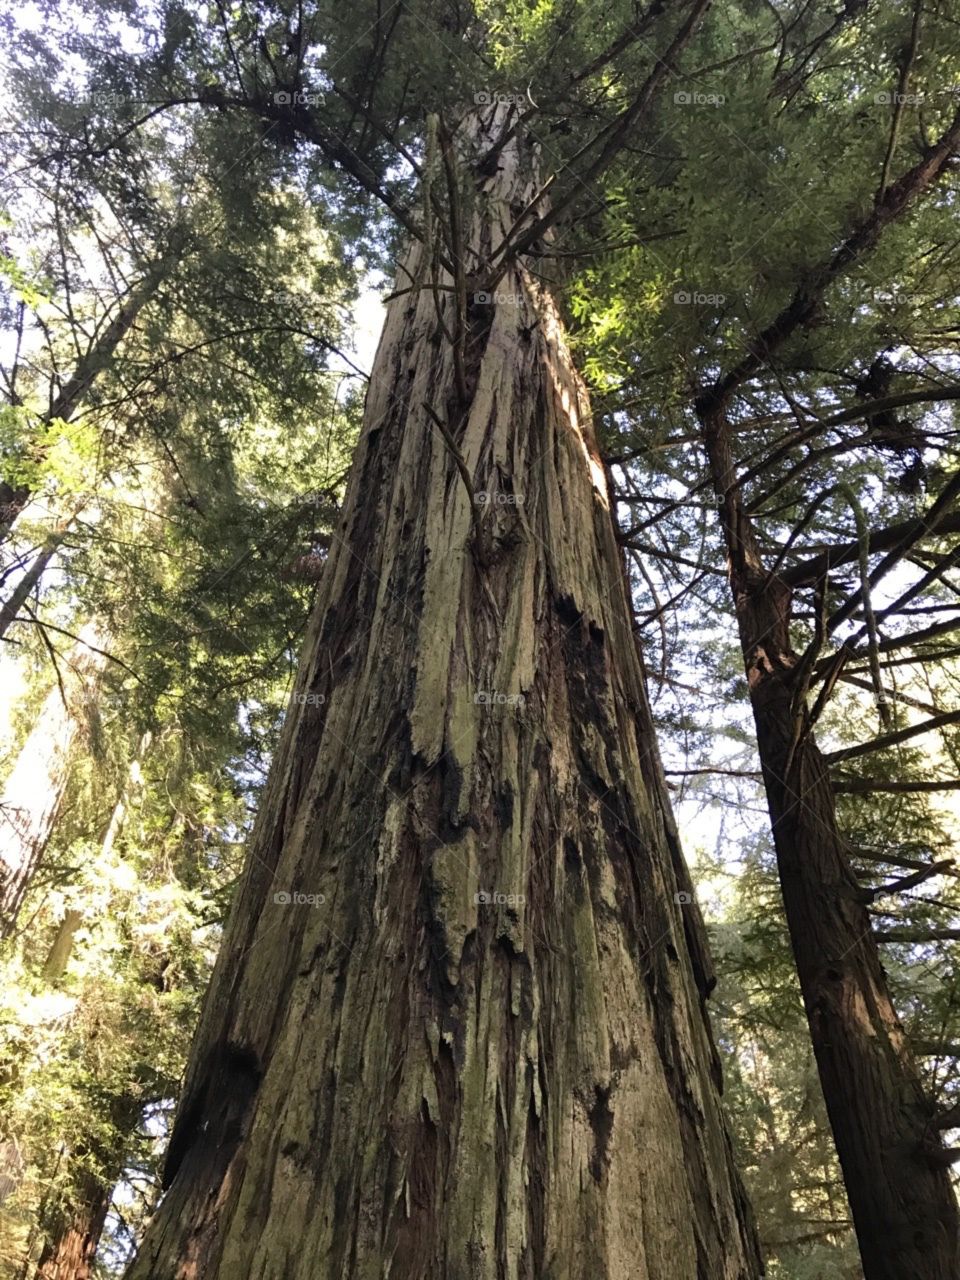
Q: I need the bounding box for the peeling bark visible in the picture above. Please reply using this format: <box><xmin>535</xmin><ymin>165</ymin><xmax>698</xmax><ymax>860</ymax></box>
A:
<box><xmin>126</xmin><ymin>111</ymin><xmax>760</xmax><ymax>1280</ymax></box>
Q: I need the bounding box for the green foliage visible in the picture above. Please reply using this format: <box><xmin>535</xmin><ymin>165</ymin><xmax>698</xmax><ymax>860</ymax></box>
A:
<box><xmin>1</xmin><ymin>0</ymin><xmax>959</xmax><ymax>1274</ymax></box>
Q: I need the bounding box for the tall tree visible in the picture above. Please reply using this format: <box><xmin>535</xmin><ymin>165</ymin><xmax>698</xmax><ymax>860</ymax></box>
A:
<box><xmin>560</xmin><ymin>3</ymin><xmax>960</xmax><ymax>1272</ymax></box>
<box><xmin>0</xmin><ymin>630</ymin><xmax>104</xmax><ymax>934</ymax></box>
<box><xmin>124</xmin><ymin>99</ymin><xmax>761</xmax><ymax>1276</ymax></box>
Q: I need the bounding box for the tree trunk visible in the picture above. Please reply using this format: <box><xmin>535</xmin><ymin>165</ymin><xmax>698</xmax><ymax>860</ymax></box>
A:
<box><xmin>0</xmin><ymin>266</ymin><xmax>164</xmax><ymax>546</ymax></box>
<box><xmin>126</xmin><ymin>110</ymin><xmax>760</xmax><ymax>1280</ymax></box>
<box><xmin>0</xmin><ymin>630</ymin><xmax>105</xmax><ymax>935</ymax></box>
<box><xmin>33</xmin><ymin>1168</ymin><xmax>112</xmax><ymax>1280</ymax></box>
<box><xmin>33</xmin><ymin>1092</ymin><xmax>143</xmax><ymax>1280</ymax></box>
<box><xmin>0</xmin><ymin>506</ymin><xmax>81</xmax><ymax>640</ymax></box>
<box><xmin>700</xmin><ymin>404</ymin><xmax>960</xmax><ymax>1279</ymax></box>
<box><xmin>41</xmin><ymin>910</ymin><xmax>84</xmax><ymax>981</ymax></box>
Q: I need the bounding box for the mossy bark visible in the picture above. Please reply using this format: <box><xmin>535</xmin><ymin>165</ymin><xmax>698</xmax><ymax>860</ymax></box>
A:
<box><xmin>126</xmin><ymin>110</ymin><xmax>761</xmax><ymax>1280</ymax></box>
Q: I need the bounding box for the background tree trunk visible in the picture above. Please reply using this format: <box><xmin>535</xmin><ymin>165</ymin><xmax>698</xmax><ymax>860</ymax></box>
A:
<box><xmin>0</xmin><ymin>630</ymin><xmax>105</xmax><ymax>935</ymax></box>
<box><xmin>0</xmin><ymin>270</ymin><xmax>163</xmax><ymax>546</ymax></box>
<box><xmin>126</xmin><ymin>111</ymin><xmax>761</xmax><ymax>1280</ymax></box>
<box><xmin>33</xmin><ymin>1169</ymin><xmax>112</xmax><ymax>1280</ymax></box>
<box><xmin>32</xmin><ymin>1092</ymin><xmax>142</xmax><ymax>1280</ymax></box>
<box><xmin>701</xmin><ymin>404</ymin><xmax>960</xmax><ymax>1279</ymax></box>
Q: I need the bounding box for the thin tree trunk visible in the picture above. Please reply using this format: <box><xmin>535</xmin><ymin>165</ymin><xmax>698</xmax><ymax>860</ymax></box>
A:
<box><xmin>0</xmin><ymin>269</ymin><xmax>164</xmax><ymax>544</ymax></box>
<box><xmin>126</xmin><ymin>110</ymin><xmax>761</xmax><ymax>1280</ymax></box>
<box><xmin>33</xmin><ymin>1093</ymin><xmax>142</xmax><ymax>1280</ymax></box>
<box><xmin>700</xmin><ymin>402</ymin><xmax>959</xmax><ymax>1279</ymax></box>
<box><xmin>0</xmin><ymin>504</ymin><xmax>83</xmax><ymax>639</ymax></box>
<box><xmin>41</xmin><ymin>909</ymin><xmax>84</xmax><ymax>981</ymax></box>
<box><xmin>0</xmin><ymin>630</ymin><xmax>105</xmax><ymax>935</ymax></box>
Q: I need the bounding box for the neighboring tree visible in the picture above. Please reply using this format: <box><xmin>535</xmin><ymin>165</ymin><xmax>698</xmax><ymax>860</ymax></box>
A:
<box><xmin>0</xmin><ymin>631</ymin><xmax>104</xmax><ymax>933</ymax></box>
<box><xmin>561</xmin><ymin>3</ymin><xmax>960</xmax><ymax>1273</ymax></box>
<box><xmin>33</xmin><ymin>1092</ymin><xmax>141</xmax><ymax>1280</ymax></box>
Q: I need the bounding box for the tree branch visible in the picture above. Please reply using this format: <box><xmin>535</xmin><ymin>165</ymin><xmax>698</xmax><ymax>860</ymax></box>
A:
<box><xmin>824</xmin><ymin>709</ymin><xmax>960</xmax><ymax>766</ymax></box>
<box><xmin>835</xmin><ymin>776</ymin><xmax>960</xmax><ymax>794</ymax></box>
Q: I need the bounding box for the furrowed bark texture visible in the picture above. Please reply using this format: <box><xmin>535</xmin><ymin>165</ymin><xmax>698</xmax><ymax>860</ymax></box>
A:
<box><xmin>701</xmin><ymin>405</ymin><xmax>960</xmax><ymax>1280</ymax></box>
<box><xmin>34</xmin><ymin>1169</ymin><xmax>113</xmax><ymax>1280</ymax></box>
<box><xmin>127</xmin><ymin>112</ymin><xmax>760</xmax><ymax>1280</ymax></box>
<box><xmin>34</xmin><ymin>1092</ymin><xmax>141</xmax><ymax>1280</ymax></box>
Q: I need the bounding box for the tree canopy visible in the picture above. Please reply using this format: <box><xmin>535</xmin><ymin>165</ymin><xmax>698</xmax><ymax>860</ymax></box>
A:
<box><xmin>1</xmin><ymin>2</ymin><xmax>959</xmax><ymax>1277</ymax></box>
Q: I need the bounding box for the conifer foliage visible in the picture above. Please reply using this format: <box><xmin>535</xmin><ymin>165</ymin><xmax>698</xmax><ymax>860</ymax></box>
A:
<box><xmin>0</xmin><ymin>2</ymin><xmax>959</xmax><ymax>1277</ymax></box>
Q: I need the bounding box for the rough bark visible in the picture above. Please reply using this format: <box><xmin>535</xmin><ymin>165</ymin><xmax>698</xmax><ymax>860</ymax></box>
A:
<box><xmin>700</xmin><ymin>403</ymin><xmax>960</xmax><ymax>1280</ymax></box>
<box><xmin>33</xmin><ymin>1092</ymin><xmax>142</xmax><ymax>1280</ymax></box>
<box><xmin>33</xmin><ymin>1170</ymin><xmax>112</xmax><ymax>1280</ymax></box>
<box><xmin>126</xmin><ymin>110</ymin><xmax>760</xmax><ymax>1280</ymax></box>
<box><xmin>0</xmin><ymin>630</ymin><xmax>105</xmax><ymax>935</ymax></box>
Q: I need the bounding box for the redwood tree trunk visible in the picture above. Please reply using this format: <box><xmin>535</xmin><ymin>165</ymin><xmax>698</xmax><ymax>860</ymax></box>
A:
<box><xmin>701</xmin><ymin>404</ymin><xmax>960</xmax><ymax>1279</ymax></box>
<box><xmin>126</xmin><ymin>111</ymin><xmax>760</xmax><ymax>1280</ymax></box>
<box><xmin>33</xmin><ymin>1092</ymin><xmax>142</xmax><ymax>1280</ymax></box>
<box><xmin>34</xmin><ymin>1169</ymin><xmax>112</xmax><ymax>1280</ymax></box>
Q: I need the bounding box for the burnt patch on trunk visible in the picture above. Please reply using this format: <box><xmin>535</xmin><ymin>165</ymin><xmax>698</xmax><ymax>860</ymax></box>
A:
<box><xmin>494</xmin><ymin>779</ymin><xmax>514</xmax><ymax>830</ymax></box>
<box><xmin>435</xmin><ymin>750</ymin><xmax>469</xmax><ymax>841</ymax></box>
<box><xmin>391</xmin><ymin>1099</ymin><xmax>440</xmax><ymax>1280</ymax></box>
<box><xmin>162</xmin><ymin>1040</ymin><xmax>262</xmax><ymax>1190</ymax></box>
<box><xmin>587</xmin><ymin>1083</ymin><xmax>614</xmax><ymax>1184</ymax></box>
